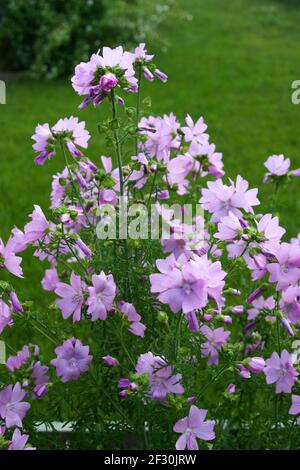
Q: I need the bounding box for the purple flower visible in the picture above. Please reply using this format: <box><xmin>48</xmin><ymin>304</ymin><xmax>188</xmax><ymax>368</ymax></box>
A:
<box><xmin>6</xmin><ymin>346</ymin><xmax>30</xmax><ymax>372</ymax></box>
<box><xmin>136</xmin><ymin>352</ymin><xmax>184</xmax><ymax>401</ymax></box>
<box><xmin>32</xmin><ymin>123</ymin><xmax>55</xmax><ymax>165</ymax></box>
<box><xmin>281</xmin><ymin>286</ymin><xmax>300</xmax><ymax>324</ymax></box>
<box><xmin>9</xmin><ymin>291</ymin><xmax>23</xmax><ymax>313</ymax></box>
<box><xmin>200</xmin><ymin>176</ymin><xmax>259</xmax><ymax>223</ymax></box>
<box><xmin>52</xmin><ymin>116</ymin><xmax>90</xmax><ymax>157</ymax></box>
<box><xmin>41</xmin><ymin>268</ymin><xmax>59</xmax><ymax>292</ymax></box>
<box><xmin>55</xmin><ymin>272</ymin><xmax>84</xmax><ymax>322</ymax></box>
<box><xmin>75</xmin><ymin>238</ymin><xmax>92</xmax><ymax>257</ymax></box>
<box><xmin>173</xmin><ymin>405</ymin><xmax>215</xmax><ymax>450</ymax></box>
<box><xmin>71</xmin><ymin>46</ymin><xmax>137</xmax><ymax>108</ymax></box>
<box><xmin>248</xmin><ymin>357</ymin><xmax>265</xmax><ymax>373</ymax></box>
<box><xmin>267</xmin><ymin>242</ymin><xmax>300</xmax><ymax>290</ymax></box>
<box><xmin>200</xmin><ymin>326</ymin><xmax>230</xmax><ymax>365</ymax></box>
<box><xmin>0</xmin><ymin>300</ymin><xmax>12</xmax><ymax>334</ymax></box>
<box><xmin>150</xmin><ymin>254</ymin><xmax>225</xmax><ymax>314</ymax></box>
<box><xmin>181</xmin><ymin>114</ymin><xmax>208</xmax><ymax>144</ymax></box>
<box><xmin>264</xmin><ymin>154</ymin><xmax>290</xmax><ymax>182</ymax></box>
<box><xmin>24</xmin><ymin>205</ymin><xmax>49</xmax><ymax>243</ymax></box>
<box><xmin>215</xmin><ymin>211</ymin><xmax>244</xmax><ymax>242</ymax></box>
<box><xmin>227</xmin><ymin>383</ymin><xmax>236</xmax><ymax>394</ymax></box>
<box><xmin>99</xmin><ymin>73</ymin><xmax>118</xmax><ymax>92</ymax></box>
<box><xmin>247</xmin><ymin>295</ymin><xmax>275</xmax><ymax>320</ymax></box>
<box><xmin>87</xmin><ymin>272</ymin><xmax>116</xmax><ymax>321</ymax></box>
<box><xmin>264</xmin><ymin>350</ymin><xmax>298</xmax><ymax>393</ymax></box>
<box><xmin>102</xmin><ymin>355</ymin><xmax>118</xmax><ymax>367</ymax></box>
<box><xmin>118</xmin><ymin>301</ymin><xmax>146</xmax><ymax>337</ymax></box>
<box><xmin>0</xmin><ymin>382</ymin><xmax>31</xmax><ymax>428</ymax></box>
<box><xmin>0</xmin><ymin>237</ymin><xmax>23</xmax><ymax>278</ymax></box>
<box><xmin>289</xmin><ymin>395</ymin><xmax>300</xmax><ymax>424</ymax></box>
<box><xmin>8</xmin><ymin>428</ymin><xmax>35</xmax><ymax>451</ymax></box>
<box><xmin>154</xmin><ymin>69</ymin><xmax>168</xmax><ymax>82</ymax></box>
<box><xmin>51</xmin><ymin>338</ymin><xmax>92</xmax><ymax>383</ymax></box>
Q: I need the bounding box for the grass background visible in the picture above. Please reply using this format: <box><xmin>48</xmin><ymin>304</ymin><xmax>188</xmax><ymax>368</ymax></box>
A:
<box><xmin>1</xmin><ymin>0</ymin><xmax>300</xmax><ymax>303</ymax></box>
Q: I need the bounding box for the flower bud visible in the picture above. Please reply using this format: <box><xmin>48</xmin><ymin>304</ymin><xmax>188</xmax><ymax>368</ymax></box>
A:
<box><xmin>100</xmin><ymin>73</ymin><xmax>118</xmax><ymax>92</ymax></box>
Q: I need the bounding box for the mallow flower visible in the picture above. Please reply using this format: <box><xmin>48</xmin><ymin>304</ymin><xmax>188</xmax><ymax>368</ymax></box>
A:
<box><xmin>200</xmin><ymin>326</ymin><xmax>231</xmax><ymax>365</ymax></box>
<box><xmin>264</xmin><ymin>350</ymin><xmax>298</xmax><ymax>393</ymax></box>
<box><xmin>280</xmin><ymin>286</ymin><xmax>300</xmax><ymax>324</ymax></box>
<box><xmin>267</xmin><ymin>242</ymin><xmax>300</xmax><ymax>291</ymax></box>
<box><xmin>87</xmin><ymin>271</ymin><xmax>116</xmax><ymax>321</ymax></box>
<box><xmin>289</xmin><ymin>395</ymin><xmax>300</xmax><ymax>425</ymax></box>
<box><xmin>263</xmin><ymin>154</ymin><xmax>290</xmax><ymax>183</ymax></box>
<box><xmin>55</xmin><ymin>271</ymin><xmax>84</xmax><ymax>322</ymax></box>
<box><xmin>0</xmin><ymin>300</ymin><xmax>12</xmax><ymax>334</ymax></box>
<box><xmin>51</xmin><ymin>338</ymin><xmax>92</xmax><ymax>383</ymax></box>
<box><xmin>181</xmin><ymin>114</ymin><xmax>209</xmax><ymax>145</ymax></box>
<box><xmin>24</xmin><ymin>205</ymin><xmax>49</xmax><ymax>244</ymax></box>
<box><xmin>8</xmin><ymin>428</ymin><xmax>35</xmax><ymax>451</ymax></box>
<box><xmin>0</xmin><ymin>382</ymin><xmax>31</xmax><ymax>428</ymax></box>
<box><xmin>173</xmin><ymin>405</ymin><xmax>215</xmax><ymax>450</ymax></box>
<box><xmin>136</xmin><ymin>352</ymin><xmax>184</xmax><ymax>401</ymax></box>
<box><xmin>118</xmin><ymin>301</ymin><xmax>146</xmax><ymax>337</ymax></box>
<box><xmin>0</xmin><ymin>237</ymin><xmax>23</xmax><ymax>278</ymax></box>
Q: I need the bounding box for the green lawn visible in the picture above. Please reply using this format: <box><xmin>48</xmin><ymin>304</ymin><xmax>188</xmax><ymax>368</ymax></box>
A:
<box><xmin>1</xmin><ymin>0</ymin><xmax>300</xmax><ymax>303</ymax></box>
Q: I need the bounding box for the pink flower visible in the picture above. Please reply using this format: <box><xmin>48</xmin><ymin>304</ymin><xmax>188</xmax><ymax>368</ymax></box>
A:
<box><xmin>289</xmin><ymin>395</ymin><xmax>300</xmax><ymax>424</ymax></box>
<box><xmin>247</xmin><ymin>295</ymin><xmax>275</xmax><ymax>320</ymax></box>
<box><xmin>87</xmin><ymin>272</ymin><xmax>116</xmax><ymax>321</ymax></box>
<box><xmin>24</xmin><ymin>205</ymin><xmax>49</xmax><ymax>243</ymax></box>
<box><xmin>150</xmin><ymin>254</ymin><xmax>225</xmax><ymax>314</ymax></box>
<box><xmin>0</xmin><ymin>237</ymin><xmax>23</xmax><ymax>278</ymax></box>
<box><xmin>52</xmin><ymin>116</ymin><xmax>90</xmax><ymax>157</ymax></box>
<box><xmin>51</xmin><ymin>338</ymin><xmax>92</xmax><ymax>383</ymax></box>
<box><xmin>102</xmin><ymin>355</ymin><xmax>118</xmax><ymax>367</ymax></box>
<box><xmin>264</xmin><ymin>350</ymin><xmax>298</xmax><ymax>393</ymax></box>
<box><xmin>41</xmin><ymin>268</ymin><xmax>59</xmax><ymax>292</ymax></box>
<box><xmin>248</xmin><ymin>357</ymin><xmax>265</xmax><ymax>373</ymax></box>
<box><xmin>215</xmin><ymin>211</ymin><xmax>244</xmax><ymax>242</ymax></box>
<box><xmin>267</xmin><ymin>242</ymin><xmax>300</xmax><ymax>290</ymax></box>
<box><xmin>8</xmin><ymin>428</ymin><xmax>35</xmax><ymax>450</ymax></box>
<box><xmin>136</xmin><ymin>352</ymin><xmax>184</xmax><ymax>400</ymax></box>
<box><xmin>0</xmin><ymin>300</ymin><xmax>12</xmax><ymax>334</ymax></box>
<box><xmin>0</xmin><ymin>383</ymin><xmax>31</xmax><ymax>428</ymax></box>
<box><xmin>181</xmin><ymin>114</ymin><xmax>209</xmax><ymax>144</ymax></box>
<box><xmin>200</xmin><ymin>176</ymin><xmax>259</xmax><ymax>223</ymax></box>
<box><xmin>200</xmin><ymin>326</ymin><xmax>230</xmax><ymax>365</ymax></box>
<box><xmin>280</xmin><ymin>286</ymin><xmax>300</xmax><ymax>324</ymax></box>
<box><xmin>55</xmin><ymin>272</ymin><xmax>84</xmax><ymax>322</ymax></box>
<box><xmin>264</xmin><ymin>154</ymin><xmax>290</xmax><ymax>182</ymax></box>
<box><xmin>32</xmin><ymin>123</ymin><xmax>55</xmax><ymax>165</ymax></box>
<box><xmin>173</xmin><ymin>405</ymin><xmax>215</xmax><ymax>450</ymax></box>
<box><xmin>118</xmin><ymin>301</ymin><xmax>146</xmax><ymax>337</ymax></box>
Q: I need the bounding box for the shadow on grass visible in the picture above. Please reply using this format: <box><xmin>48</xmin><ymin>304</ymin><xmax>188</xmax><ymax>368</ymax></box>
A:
<box><xmin>273</xmin><ymin>0</ymin><xmax>300</xmax><ymax>7</ymax></box>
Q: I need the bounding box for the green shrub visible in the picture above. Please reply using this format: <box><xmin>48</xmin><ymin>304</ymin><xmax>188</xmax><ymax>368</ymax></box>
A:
<box><xmin>0</xmin><ymin>0</ymin><xmax>175</xmax><ymax>78</ymax></box>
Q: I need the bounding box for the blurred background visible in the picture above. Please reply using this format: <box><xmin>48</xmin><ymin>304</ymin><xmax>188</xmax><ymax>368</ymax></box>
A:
<box><xmin>0</xmin><ymin>0</ymin><xmax>300</xmax><ymax>303</ymax></box>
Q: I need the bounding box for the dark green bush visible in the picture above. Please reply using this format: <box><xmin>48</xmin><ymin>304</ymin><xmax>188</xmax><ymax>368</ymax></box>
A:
<box><xmin>0</xmin><ymin>0</ymin><xmax>175</xmax><ymax>78</ymax></box>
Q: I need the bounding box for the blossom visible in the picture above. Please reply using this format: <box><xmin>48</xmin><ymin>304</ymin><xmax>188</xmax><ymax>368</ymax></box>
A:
<box><xmin>8</xmin><ymin>428</ymin><xmax>35</xmax><ymax>451</ymax></box>
<box><xmin>247</xmin><ymin>295</ymin><xmax>275</xmax><ymax>320</ymax></box>
<box><xmin>118</xmin><ymin>301</ymin><xmax>146</xmax><ymax>337</ymax></box>
<box><xmin>51</xmin><ymin>116</ymin><xmax>90</xmax><ymax>157</ymax></box>
<box><xmin>87</xmin><ymin>272</ymin><xmax>116</xmax><ymax>321</ymax></box>
<box><xmin>267</xmin><ymin>242</ymin><xmax>300</xmax><ymax>290</ymax></box>
<box><xmin>200</xmin><ymin>326</ymin><xmax>230</xmax><ymax>365</ymax></box>
<box><xmin>173</xmin><ymin>405</ymin><xmax>215</xmax><ymax>450</ymax></box>
<box><xmin>280</xmin><ymin>286</ymin><xmax>300</xmax><ymax>324</ymax></box>
<box><xmin>289</xmin><ymin>395</ymin><xmax>300</xmax><ymax>424</ymax></box>
<box><xmin>6</xmin><ymin>346</ymin><xmax>30</xmax><ymax>372</ymax></box>
<box><xmin>264</xmin><ymin>350</ymin><xmax>298</xmax><ymax>393</ymax></box>
<box><xmin>200</xmin><ymin>176</ymin><xmax>259</xmax><ymax>223</ymax></box>
<box><xmin>9</xmin><ymin>291</ymin><xmax>23</xmax><ymax>313</ymax></box>
<box><xmin>0</xmin><ymin>300</ymin><xmax>12</xmax><ymax>334</ymax></box>
<box><xmin>136</xmin><ymin>352</ymin><xmax>184</xmax><ymax>400</ymax></box>
<box><xmin>0</xmin><ymin>237</ymin><xmax>23</xmax><ymax>278</ymax></box>
<box><xmin>51</xmin><ymin>338</ymin><xmax>92</xmax><ymax>383</ymax></box>
<box><xmin>227</xmin><ymin>383</ymin><xmax>236</xmax><ymax>394</ymax></box>
<box><xmin>0</xmin><ymin>382</ymin><xmax>31</xmax><ymax>428</ymax></box>
<box><xmin>248</xmin><ymin>357</ymin><xmax>265</xmax><ymax>373</ymax></box>
<box><xmin>181</xmin><ymin>115</ymin><xmax>209</xmax><ymax>144</ymax></box>
<box><xmin>41</xmin><ymin>268</ymin><xmax>59</xmax><ymax>292</ymax></box>
<box><xmin>32</xmin><ymin>123</ymin><xmax>55</xmax><ymax>165</ymax></box>
<box><xmin>215</xmin><ymin>211</ymin><xmax>245</xmax><ymax>242</ymax></box>
<box><xmin>102</xmin><ymin>355</ymin><xmax>118</xmax><ymax>367</ymax></box>
<box><xmin>264</xmin><ymin>154</ymin><xmax>290</xmax><ymax>182</ymax></box>
<box><xmin>150</xmin><ymin>254</ymin><xmax>225</xmax><ymax>314</ymax></box>
<box><xmin>24</xmin><ymin>205</ymin><xmax>49</xmax><ymax>243</ymax></box>
<box><xmin>71</xmin><ymin>46</ymin><xmax>137</xmax><ymax>108</ymax></box>
<box><xmin>55</xmin><ymin>272</ymin><xmax>84</xmax><ymax>322</ymax></box>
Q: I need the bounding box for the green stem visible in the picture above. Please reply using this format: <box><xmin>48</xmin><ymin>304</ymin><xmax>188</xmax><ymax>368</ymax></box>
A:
<box><xmin>135</xmin><ymin>65</ymin><xmax>142</xmax><ymax>156</ymax></box>
<box><xmin>197</xmin><ymin>363</ymin><xmax>229</xmax><ymax>399</ymax></box>
<box><xmin>110</xmin><ymin>88</ymin><xmax>124</xmax><ymax>195</ymax></box>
